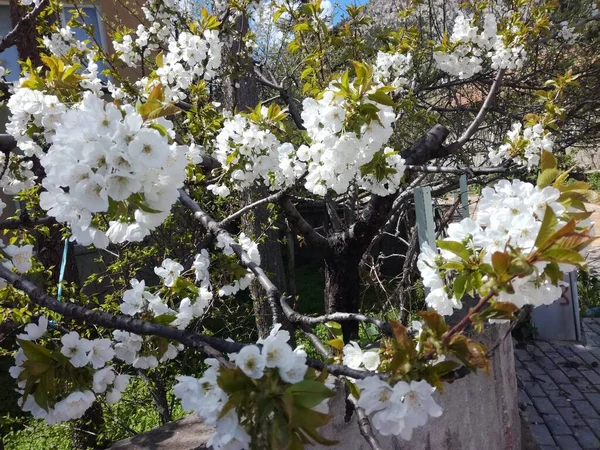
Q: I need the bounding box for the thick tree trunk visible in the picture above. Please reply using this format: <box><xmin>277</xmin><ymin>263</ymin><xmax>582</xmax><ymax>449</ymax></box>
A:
<box><xmin>324</xmin><ymin>239</ymin><xmax>364</xmax><ymax>339</ymax></box>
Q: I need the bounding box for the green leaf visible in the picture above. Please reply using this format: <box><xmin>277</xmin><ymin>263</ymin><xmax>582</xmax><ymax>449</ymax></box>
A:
<box><xmin>155</xmin><ymin>51</ymin><xmax>164</xmax><ymax>68</ymax></box>
<box><xmin>17</xmin><ymin>340</ymin><xmax>55</xmax><ymax>364</ymax></box>
<box><xmin>345</xmin><ymin>378</ymin><xmax>360</xmax><ymax>399</ymax></box>
<box><xmin>453</xmin><ymin>274</ymin><xmax>468</xmax><ymax>300</ymax></box>
<box><xmin>286</xmin><ymin>380</ymin><xmax>335</xmax><ymax>409</ymax></box>
<box><xmin>439</xmin><ymin>261</ymin><xmax>465</xmax><ymax>271</ymax></box>
<box><xmin>540</xmin><ymin>248</ymin><xmax>585</xmax><ymax>265</ymax></box>
<box><xmin>153</xmin><ymin>314</ymin><xmax>177</xmax><ymax>325</ymax></box>
<box><xmin>433</xmin><ymin>360</ymin><xmax>461</xmax><ymax>377</ymax></box>
<box><xmin>537</xmin><ymin>168</ymin><xmax>560</xmax><ymax>188</ymax></box>
<box><xmin>540</xmin><ymin>150</ymin><xmax>557</xmax><ymax>171</ymax></box>
<box><xmin>367</xmin><ymin>90</ymin><xmax>395</xmax><ymax>107</ymax></box>
<box><xmin>326</xmin><ymin>338</ymin><xmax>344</xmax><ymax>351</ymax></box>
<box><xmin>436</xmin><ymin>240</ymin><xmax>470</xmax><ymax>261</ymax></box>
<box><xmin>535</xmin><ymin>206</ymin><xmax>558</xmax><ymax>249</ymax></box>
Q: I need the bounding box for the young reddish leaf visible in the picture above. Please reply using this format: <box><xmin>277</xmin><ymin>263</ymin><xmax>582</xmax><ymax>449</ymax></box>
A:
<box><xmin>418</xmin><ymin>310</ymin><xmax>448</xmax><ymax>337</ymax></box>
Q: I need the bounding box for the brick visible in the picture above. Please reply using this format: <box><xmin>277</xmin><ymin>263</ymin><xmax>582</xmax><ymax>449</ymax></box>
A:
<box><xmin>530</xmin><ymin>424</ymin><xmax>557</xmax><ymax>446</ymax></box>
<box><xmin>574</xmin><ymin>350</ymin><xmax>600</xmax><ymax>367</ymax></box>
<box><xmin>523</xmin><ymin>404</ymin><xmax>544</xmax><ymax>424</ymax></box>
<box><xmin>582</xmin><ymin>418</ymin><xmax>600</xmax><ymax>438</ymax></box>
<box><xmin>537</xmin><ymin>341</ymin><xmax>557</xmax><ymax>352</ymax></box>
<box><xmin>546</xmin><ymin>351</ymin><xmax>568</xmax><ymax>365</ymax></box>
<box><xmin>574</xmin><ymin>427</ymin><xmax>600</xmax><ymax>448</ymax></box>
<box><xmin>548</xmin><ymin>369</ymin><xmax>571</xmax><ymax>384</ymax></box>
<box><xmin>551</xmin><ymin>395</ymin><xmax>572</xmax><ymax>408</ymax></box>
<box><xmin>523</xmin><ymin>380</ymin><xmax>548</xmax><ymax>397</ymax></box>
<box><xmin>555</xmin><ymin>435</ymin><xmax>583</xmax><ymax>450</ymax></box>
<box><xmin>533</xmin><ymin>396</ymin><xmax>559</xmax><ymax>415</ymax></box>
<box><xmin>537</xmin><ymin>355</ymin><xmax>559</xmax><ymax>370</ymax></box>
<box><xmin>583</xmin><ymin>393</ymin><xmax>600</xmax><ymax>413</ymax></box>
<box><xmin>573</xmin><ymin>381</ymin><xmax>599</xmax><ymax>394</ymax></box>
<box><xmin>571</xmin><ymin>344</ymin><xmax>591</xmax><ymax>354</ymax></box>
<box><xmin>556</xmin><ymin>346</ymin><xmax>577</xmax><ymax>358</ymax></box>
<box><xmin>545</xmin><ymin>414</ymin><xmax>571</xmax><ymax>435</ymax></box>
<box><xmin>534</xmin><ymin>374</ymin><xmax>560</xmax><ymax>391</ymax></box>
<box><xmin>519</xmin><ymin>389</ymin><xmax>533</xmax><ymax>406</ymax></box>
<box><xmin>559</xmin><ymin>384</ymin><xmax>584</xmax><ymax>400</ymax></box>
<box><xmin>517</xmin><ymin>368</ymin><xmax>533</xmax><ymax>382</ymax></box>
<box><xmin>557</xmin><ymin>407</ymin><xmax>583</xmax><ymax>426</ymax></box>
<box><xmin>528</xmin><ymin>362</ymin><xmax>549</xmax><ymax>376</ymax></box>
<box><xmin>516</xmin><ymin>347</ymin><xmax>534</xmax><ymax>361</ymax></box>
<box><xmin>573</xmin><ymin>400</ymin><xmax>600</xmax><ymax>419</ymax></box>
<box><xmin>539</xmin><ymin>446</ymin><xmax>560</xmax><ymax>450</ymax></box>
<box><xmin>581</xmin><ymin>370</ymin><xmax>600</xmax><ymax>385</ymax></box>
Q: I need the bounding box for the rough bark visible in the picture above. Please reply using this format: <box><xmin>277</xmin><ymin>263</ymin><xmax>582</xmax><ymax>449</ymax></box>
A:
<box><xmin>9</xmin><ymin>0</ymin><xmax>43</xmax><ymax>67</ymax></box>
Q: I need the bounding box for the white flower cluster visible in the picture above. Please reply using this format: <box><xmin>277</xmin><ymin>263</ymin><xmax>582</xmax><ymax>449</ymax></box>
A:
<box><xmin>39</xmin><ymin>93</ymin><xmax>187</xmax><ymax>248</ymax></box>
<box><xmin>42</xmin><ymin>26</ymin><xmax>88</xmax><ymax>57</ymax></box>
<box><xmin>488</xmin><ymin>122</ymin><xmax>554</xmax><ymax>169</ymax></box>
<box><xmin>174</xmin><ymin>325</ymin><xmax>320</xmax><ymax>450</ymax></box>
<box><xmin>558</xmin><ymin>21</ymin><xmax>578</xmax><ymax>44</ymax></box>
<box><xmin>417</xmin><ymin>179</ymin><xmax>584</xmax><ymax>314</ymax></box>
<box><xmin>121</xmin><ymin>278</ymin><xmax>174</xmax><ymax>317</ymax></box>
<box><xmin>156</xmin><ymin>30</ymin><xmax>222</xmax><ymax>101</ymax></box>
<box><xmin>210</xmin><ymin>109</ymin><xmax>304</xmax><ymax>196</ymax></box>
<box><xmin>300</xmin><ymin>83</ymin><xmax>405</xmax><ymax>196</ymax></box>
<box><xmin>355</xmin><ymin>377</ymin><xmax>442</xmax><ymax>439</ymax></box>
<box><xmin>113</xmin><ymin>0</ymin><xmax>199</xmax><ymax>70</ymax></box>
<box><xmin>174</xmin><ymin>359</ymin><xmax>250</xmax><ymax>450</ymax></box>
<box><xmin>215</xmin><ymin>232</ymin><xmax>260</xmax><ymax>297</ymax></box>
<box><xmin>212</xmin><ymin>78</ymin><xmax>407</xmax><ymax>197</ymax></box>
<box><xmin>342</xmin><ymin>341</ymin><xmax>381</xmax><ymax>371</ymax></box>
<box><xmin>10</xmin><ymin>324</ymin><xmax>131</xmax><ymax>424</ymax></box>
<box><xmin>113</xmin><ymin>330</ymin><xmax>181</xmax><ymax>369</ymax></box>
<box><xmin>5</xmin><ymin>87</ymin><xmax>65</xmax><ymax>194</ymax></box>
<box><xmin>120</xmin><ymin>256</ymin><xmax>213</xmax><ymax>331</ymax></box>
<box><xmin>373</xmin><ymin>51</ymin><xmax>413</xmax><ymax>92</ymax></box>
<box><xmin>417</xmin><ymin>243</ymin><xmax>461</xmax><ymax>316</ymax></box>
<box><xmin>434</xmin><ymin>13</ymin><xmax>526</xmax><ymax>79</ymax></box>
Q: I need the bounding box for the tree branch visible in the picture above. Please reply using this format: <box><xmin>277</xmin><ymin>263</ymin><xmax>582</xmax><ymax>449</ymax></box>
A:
<box><xmin>280</xmin><ymin>296</ymin><xmax>393</xmax><ymax>336</ymax></box>
<box><xmin>253</xmin><ymin>67</ymin><xmax>305</xmax><ymax>130</ymax></box>
<box><xmin>219</xmin><ymin>189</ymin><xmax>286</xmax><ymax>228</ymax></box>
<box><xmin>0</xmin><ymin>216</ymin><xmax>56</xmax><ymax>230</ymax></box>
<box><xmin>279</xmin><ymin>196</ymin><xmax>329</xmax><ymax>247</ymax></box>
<box><xmin>0</xmin><ymin>0</ymin><xmax>49</xmax><ymax>54</ymax></box>
<box><xmin>348</xmin><ymin>396</ymin><xmax>384</xmax><ymax>450</ymax></box>
<box><xmin>445</xmin><ymin>69</ymin><xmax>506</xmax><ymax>154</ymax></box>
<box><xmin>405</xmin><ymin>165</ymin><xmax>509</xmax><ymax>174</ymax></box>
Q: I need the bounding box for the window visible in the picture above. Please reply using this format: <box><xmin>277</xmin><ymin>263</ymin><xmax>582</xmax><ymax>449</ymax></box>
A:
<box><xmin>0</xmin><ymin>4</ymin><xmax>107</xmax><ymax>81</ymax></box>
<box><xmin>0</xmin><ymin>5</ymin><xmax>22</xmax><ymax>82</ymax></box>
<box><xmin>62</xmin><ymin>6</ymin><xmax>108</xmax><ymax>77</ymax></box>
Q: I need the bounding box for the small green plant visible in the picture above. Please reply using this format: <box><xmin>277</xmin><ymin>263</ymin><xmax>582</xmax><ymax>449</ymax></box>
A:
<box><xmin>587</xmin><ymin>172</ymin><xmax>600</xmax><ymax>193</ymax></box>
<box><xmin>577</xmin><ymin>270</ymin><xmax>600</xmax><ymax>315</ymax></box>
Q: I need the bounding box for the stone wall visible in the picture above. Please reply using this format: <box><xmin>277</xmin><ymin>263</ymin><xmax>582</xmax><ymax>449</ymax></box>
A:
<box><xmin>109</xmin><ymin>324</ymin><xmax>520</xmax><ymax>450</ymax></box>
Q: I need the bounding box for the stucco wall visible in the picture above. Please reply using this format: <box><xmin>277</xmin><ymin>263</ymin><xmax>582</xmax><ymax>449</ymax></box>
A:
<box><xmin>109</xmin><ymin>323</ymin><xmax>520</xmax><ymax>450</ymax></box>
<box><xmin>318</xmin><ymin>323</ymin><xmax>520</xmax><ymax>450</ymax></box>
